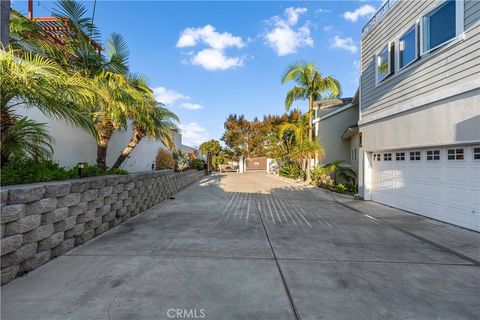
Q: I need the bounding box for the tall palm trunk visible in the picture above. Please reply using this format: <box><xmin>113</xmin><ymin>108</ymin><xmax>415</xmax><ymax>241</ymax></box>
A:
<box><xmin>306</xmin><ymin>94</ymin><xmax>314</xmax><ymax>179</ymax></box>
<box><xmin>112</xmin><ymin>126</ymin><xmax>145</xmax><ymax>169</ymax></box>
<box><xmin>96</xmin><ymin>120</ymin><xmax>114</xmax><ymax>170</ymax></box>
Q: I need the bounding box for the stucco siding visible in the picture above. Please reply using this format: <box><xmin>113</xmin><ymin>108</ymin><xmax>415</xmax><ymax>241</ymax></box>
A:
<box><xmin>360</xmin><ymin>0</ymin><xmax>480</xmax><ymax>119</ymax></box>
<box><xmin>16</xmin><ymin>107</ymin><xmax>183</xmax><ymax>172</ymax></box>
<box><xmin>317</xmin><ymin>106</ymin><xmax>358</xmax><ymax>165</ymax></box>
<box><xmin>359</xmin><ymin>89</ymin><xmax>480</xmax><ymax>151</ymax></box>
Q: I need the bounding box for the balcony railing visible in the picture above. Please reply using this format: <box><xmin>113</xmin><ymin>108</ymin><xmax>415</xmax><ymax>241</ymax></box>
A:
<box><xmin>362</xmin><ymin>0</ymin><xmax>401</xmax><ymax>37</ymax></box>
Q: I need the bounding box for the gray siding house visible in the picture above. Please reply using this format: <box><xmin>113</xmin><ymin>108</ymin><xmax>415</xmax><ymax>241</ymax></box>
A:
<box><xmin>313</xmin><ymin>95</ymin><xmax>359</xmax><ymax>178</ymax></box>
<box><xmin>358</xmin><ymin>0</ymin><xmax>480</xmax><ymax>231</ymax></box>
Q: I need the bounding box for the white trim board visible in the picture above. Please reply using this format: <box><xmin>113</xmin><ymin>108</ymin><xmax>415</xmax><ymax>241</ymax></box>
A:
<box><xmin>313</xmin><ymin>103</ymin><xmax>354</xmax><ymax>124</ymax></box>
<box><xmin>359</xmin><ymin>79</ymin><xmax>480</xmax><ymax>126</ymax></box>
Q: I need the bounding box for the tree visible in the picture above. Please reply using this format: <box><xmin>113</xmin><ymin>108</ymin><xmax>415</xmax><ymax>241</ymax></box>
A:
<box><xmin>221</xmin><ymin>114</ymin><xmax>271</xmax><ymax>158</ymax></box>
<box><xmin>0</xmin><ymin>49</ymin><xmax>96</xmax><ymax>166</ymax></box>
<box><xmin>112</xmin><ymin>102</ymin><xmax>179</xmax><ymax>169</ymax></box>
<box><xmin>277</xmin><ymin>112</ymin><xmax>324</xmax><ymax>171</ymax></box>
<box><xmin>53</xmin><ymin>0</ymin><xmax>162</xmax><ymax>169</ymax></box>
<box><xmin>199</xmin><ymin>139</ymin><xmax>222</xmax><ymax>157</ymax></box>
<box><xmin>281</xmin><ymin>61</ymin><xmax>341</xmax><ymax>142</ymax></box>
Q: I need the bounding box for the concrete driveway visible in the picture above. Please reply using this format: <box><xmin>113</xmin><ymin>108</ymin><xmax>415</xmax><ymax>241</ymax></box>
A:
<box><xmin>2</xmin><ymin>173</ymin><xmax>479</xmax><ymax>320</ymax></box>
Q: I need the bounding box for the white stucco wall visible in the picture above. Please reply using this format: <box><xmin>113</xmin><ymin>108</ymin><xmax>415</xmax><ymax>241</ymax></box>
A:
<box><xmin>359</xmin><ymin>89</ymin><xmax>480</xmax><ymax>151</ymax></box>
<box><xmin>16</xmin><ymin>106</ymin><xmax>194</xmax><ymax>172</ymax></box>
<box><xmin>358</xmin><ymin>89</ymin><xmax>480</xmax><ymax>198</ymax></box>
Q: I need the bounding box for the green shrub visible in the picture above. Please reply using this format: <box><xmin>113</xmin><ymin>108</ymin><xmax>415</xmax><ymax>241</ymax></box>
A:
<box><xmin>310</xmin><ymin>165</ymin><xmax>333</xmax><ymax>186</ymax></box>
<box><xmin>190</xmin><ymin>158</ymin><xmax>206</xmax><ymax>170</ymax></box>
<box><xmin>156</xmin><ymin>148</ymin><xmax>175</xmax><ymax>170</ymax></box>
<box><xmin>0</xmin><ymin>160</ymin><xmax>127</xmax><ymax>186</ymax></box>
<box><xmin>66</xmin><ymin>163</ymin><xmax>127</xmax><ymax>178</ymax></box>
<box><xmin>174</xmin><ymin>150</ymin><xmax>191</xmax><ymax>171</ymax></box>
<box><xmin>346</xmin><ymin>184</ymin><xmax>358</xmax><ymax>193</ymax></box>
<box><xmin>1</xmin><ymin>159</ymin><xmax>69</xmax><ymax>185</ymax></box>
<box><xmin>279</xmin><ymin>161</ymin><xmax>305</xmax><ymax>180</ymax></box>
<box><xmin>335</xmin><ymin>183</ymin><xmax>347</xmax><ymax>193</ymax></box>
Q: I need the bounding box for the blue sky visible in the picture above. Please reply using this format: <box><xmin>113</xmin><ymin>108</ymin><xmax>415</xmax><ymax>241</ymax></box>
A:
<box><xmin>13</xmin><ymin>0</ymin><xmax>382</xmax><ymax>147</ymax></box>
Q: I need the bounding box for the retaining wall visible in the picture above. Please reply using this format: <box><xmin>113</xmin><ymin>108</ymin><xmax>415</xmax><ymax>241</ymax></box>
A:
<box><xmin>0</xmin><ymin>169</ymin><xmax>206</xmax><ymax>284</ymax></box>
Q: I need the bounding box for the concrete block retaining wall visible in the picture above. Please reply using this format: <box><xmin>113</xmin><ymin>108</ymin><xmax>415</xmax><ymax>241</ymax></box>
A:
<box><xmin>0</xmin><ymin>169</ymin><xmax>206</xmax><ymax>285</ymax></box>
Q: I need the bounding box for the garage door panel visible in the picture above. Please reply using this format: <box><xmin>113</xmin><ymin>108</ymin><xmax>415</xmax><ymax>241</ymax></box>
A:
<box><xmin>422</xmin><ymin>166</ymin><xmax>443</xmax><ymax>183</ymax></box>
<box><xmin>371</xmin><ymin>147</ymin><xmax>480</xmax><ymax>231</ymax></box>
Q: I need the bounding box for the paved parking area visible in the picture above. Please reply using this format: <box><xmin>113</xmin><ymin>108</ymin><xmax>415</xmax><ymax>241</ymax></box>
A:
<box><xmin>2</xmin><ymin>173</ymin><xmax>479</xmax><ymax>320</ymax></box>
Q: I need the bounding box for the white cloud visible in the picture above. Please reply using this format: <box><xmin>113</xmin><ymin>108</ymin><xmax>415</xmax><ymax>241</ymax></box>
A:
<box><xmin>152</xmin><ymin>86</ymin><xmax>204</xmax><ymax>111</ymax></box>
<box><xmin>178</xmin><ymin>102</ymin><xmax>203</xmax><ymax>110</ymax></box>
<box><xmin>179</xmin><ymin>122</ymin><xmax>209</xmax><ymax>147</ymax></box>
<box><xmin>331</xmin><ymin>35</ymin><xmax>357</xmax><ymax>54</ymax></box>
<box><xmin>191</xmin><ymin>48</ymin><xmax>244</xmax><ymax>71</ymax></box>
<box><xmin>343</xmin><ymin>5</ymin><xmax>376</xmax><ymax>22</ymax></box>
<box><xmin>153</xmin><ymin>87</ymin><xmax>189</xmax><ymax>105</ymax></box>
<box><xmin>264</xmin><ymin>7</ymin><xmax>314</xmax><ymax>56</ymax></box>
<box><xmin>176</xmin><ymin>25</ymin><xmax>245</xmax><ymax>71</ymax></box>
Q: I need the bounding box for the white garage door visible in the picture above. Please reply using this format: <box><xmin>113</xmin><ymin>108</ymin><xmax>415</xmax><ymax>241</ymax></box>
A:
<box><xmin>371</xmin><ymin>146</ymin><xmax>480</xmax><ymax>231</ymax></box>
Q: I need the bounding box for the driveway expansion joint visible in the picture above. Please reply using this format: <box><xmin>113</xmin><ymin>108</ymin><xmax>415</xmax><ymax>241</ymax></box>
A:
<box><xmin>255</xmin><ymin>199</ymin><xmax>301</xmax><ymax>320</ymax></box>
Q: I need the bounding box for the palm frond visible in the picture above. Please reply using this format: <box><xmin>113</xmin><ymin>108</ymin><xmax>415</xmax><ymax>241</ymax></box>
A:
<box><xmin>1</xmin><ymin>116</ymin><xmax>53</xmax><ymax>163</ymax></box>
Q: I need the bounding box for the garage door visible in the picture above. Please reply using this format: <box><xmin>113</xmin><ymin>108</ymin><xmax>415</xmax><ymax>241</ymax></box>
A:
<box><xmin>371</xmin><ymin>146</ymin><xmax>480</xmax><ymax>231</ymax></box>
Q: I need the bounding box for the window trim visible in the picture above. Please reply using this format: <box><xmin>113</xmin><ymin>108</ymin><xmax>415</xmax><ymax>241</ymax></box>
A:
<box><xmin>409</xmin><ymin>150</ymin><xmax>422</xmax><ymax>161</ymax></box>
<box><xmin>375</xmin><ymin>42</ymin><xmax>394</xmax><ymax>86</ymax></box>
<box><xmin>426</xmin><ymin>149</ymin><xmax>441</xmax><ymax>161</ymax></box>
<box><xmin>447</xmin><ymin>148</ymin><xmax>465</xmax><ymax>161</ymax></box>
<box><xmin>395</xmin><ymin>152</ymin><xmax>405</xmax><ymax>161</ymax></box>
<box><xmin>396</xmin><ymin>23</ymin><xmax>419</xmax><ymax>71</ymax></box>
<box><xmin>420</xmin><ymin>0</ymin><xmax>464</xmax><ymax>56</ymax></box>
<box><xmin>473</xmin><ymin>146</ymin><xmax>480</xmax><ymax>160</ymax></box>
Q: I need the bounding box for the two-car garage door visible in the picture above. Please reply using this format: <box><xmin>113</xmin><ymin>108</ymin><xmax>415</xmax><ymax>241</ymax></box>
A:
<box><xmin>371</xmin><ymin>145</ymin><xmax>480</xmax><ymax>231</ymax></box>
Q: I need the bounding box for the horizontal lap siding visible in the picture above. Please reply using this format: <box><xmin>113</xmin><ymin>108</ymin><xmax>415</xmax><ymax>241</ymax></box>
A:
<box><xmin>360</xmin><ymin>0</ymin><xmax>480</xmax><ymax>114</ymax></box>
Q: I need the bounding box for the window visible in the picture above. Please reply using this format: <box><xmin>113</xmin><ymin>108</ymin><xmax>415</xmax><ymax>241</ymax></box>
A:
<box><xmin>374</xmin><ymin>153</ymin><xmax>381</xmax><ymax>161</ymax></box>
<box><xmin>399</xmin><ymin>25</ymin><xmax>418</xmax><ymax>69</ymax></box>
<box><xmin>421</xmin><ymin>0</ymin><xmax>461</xmax><ymax>54</ymax></box>
<box><xmin>351</xmin><ymin>148</ymin><xmax>357</xmax><ymax>161</ymax></box>
<box><xmin>448</xmin><ymin>148</ymin><xmax>464</xmax><ymax>160</ymax></box>
<box><xmin>376</xmin><ymin>43</ymin><xmax>393</xmax><ymax>83</ymax></box>
<box><xmin>426</xmin><ymin>149</ymin><xmax>441</xmax><ymax>160</ymax></box>
<box><xmin>474</xmin><ymin>147</ymin><xmax>480</xmax><ymax>160</ymax></box>
<box><xmin>383</xmin><ymin>153</ymin><xmax>392</xmax><ymax>161</ymax></box>
<box><xmin>410</xmin><ymin>151</ymin><xmax>421</xmax><ymax>161</ymax></box>
<box><xmin>396</xmin><ymin>152</ymin><xmax>405</xmax><ymax>161</ymax></box>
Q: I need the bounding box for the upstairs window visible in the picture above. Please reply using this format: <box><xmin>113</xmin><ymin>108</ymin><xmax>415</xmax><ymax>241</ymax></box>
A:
<box><xmin>376</xmin><ymin>43</ymin><xmax>393</xmax><ymax>83</ymax></box>
<box><xmin>399</xmin><ymin>25</ymin><xmax>418</xmax><ymax>69</ymax></box>
<box><xmin>421</xmin><ymin>0</ymin><xmax>461</xmax><ymax>54</ymax></box>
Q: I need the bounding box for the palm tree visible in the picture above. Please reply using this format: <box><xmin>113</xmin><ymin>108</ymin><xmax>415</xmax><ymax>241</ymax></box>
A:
<box><xmin>0</xmin><ymin>49</ymin><xmax>96</xmax><ymax>166</ymax></box>
<box><xmin>1</xmin><ymin>116</ymin><xmax>53</xmax><ymax>165</ymax></box>
<box><xmin>281</xmin><ymin>61</ymin><xmax>342</xmax><ymax>142</ymax></box>
<box><xmin>111</xmin><ymin>102</ymin><xmax>179</xmax><ymax>169</ymax></box>
<box><xmin>278</xmin><ymin>112</ymin><xmax>324</xmax><ymax>171</ymax></box>
<box><xmin>53</xmin><ymin>0</ymin><xmax>151</xmax><ymax>169</ymax></box>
